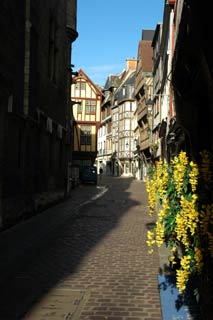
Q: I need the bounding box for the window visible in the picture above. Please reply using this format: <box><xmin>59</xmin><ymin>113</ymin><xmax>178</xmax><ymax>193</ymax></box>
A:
<box><xmin>80</xmin><ymin>126</ymin><xmax>91</xmax><ymax>145</ymax></box>
<box><xmin>75</xmin><ymin>82</ymin><xmax>85</xmax><ymax>91</ymax></box>
<box><xmin>125</xmin><ymin>102</ymin><xmax>131</xmax><ymax>111</ymax></box>
<box><xmin>77</xmin><ymin>104</ymin><xmax>82</xmax><ymax>113</ymax></box>
<box><xmin>81</xmin><ymin>82</ymin><xmax>86</xmax><ymax>90</ymax></box>
<box><xmin>85</xmin><ymin>100</ymin><xmax>96</xmax><ymax>114</ymax></box>
<box><xmin>75</xmin><ymin>83</ymin><xmax>80</xmax><ymax>90</ymax></box>
<box><xmin>124</xmin><ymin>119</ymin><xmax>130</xmax><ymax>130</ymax></box>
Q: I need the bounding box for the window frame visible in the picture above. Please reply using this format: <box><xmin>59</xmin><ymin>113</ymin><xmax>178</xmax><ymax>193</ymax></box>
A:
<box><xmin>85</xmin><ymin>100</ymin><xmax>96</xmax><ymax>114</ymax></box>
<box><xmin>80</xmin><ymin>125</ymin><xmax>92</xmax><ymax>145</ymax></box>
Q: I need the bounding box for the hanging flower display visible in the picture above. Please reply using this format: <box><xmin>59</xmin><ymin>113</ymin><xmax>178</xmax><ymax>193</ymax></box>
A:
<box><xmin>146</xmin><ymin>150</ymin><xmax>213</xmax><ymax>295</ymax></box>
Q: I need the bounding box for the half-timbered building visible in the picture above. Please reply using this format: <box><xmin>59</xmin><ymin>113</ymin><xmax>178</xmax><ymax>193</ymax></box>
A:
<box><xmin>71</xmin><ymin>69</ymin><xmax>103</xmax><ymax>168</ymax></box>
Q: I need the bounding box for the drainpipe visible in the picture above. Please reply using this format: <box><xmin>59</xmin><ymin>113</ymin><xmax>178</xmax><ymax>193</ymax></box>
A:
<box><xmin>170</xmin><ymin>9</ymin><xmax>175</xmax><ymax>119</ymax></box>
<box><xmin>23</xmin><ymin>0</ymin><xmax>31</xmax><ymax>116</ymax></box>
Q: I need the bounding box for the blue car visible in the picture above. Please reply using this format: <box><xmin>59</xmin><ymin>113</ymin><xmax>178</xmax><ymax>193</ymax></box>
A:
<box><xmin>80</xmin><ymin>166</ymin><xmax>97</xmax><ymax>185</ymax></box>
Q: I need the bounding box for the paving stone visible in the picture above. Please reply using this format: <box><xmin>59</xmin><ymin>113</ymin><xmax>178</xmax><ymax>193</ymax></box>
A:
<box><xmin>24</xmin><ymin>288</ymin><xmax>89</xmax><ymax>320</ymax></box>
<box><xmin>0</xmin><ymin>176</ymin><xmax>163</xmax><ymax>319</ymax></box>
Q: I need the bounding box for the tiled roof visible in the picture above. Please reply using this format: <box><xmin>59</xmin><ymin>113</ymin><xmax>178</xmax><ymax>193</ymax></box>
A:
<box><xmin>114</xmin><ymin>70</ymin><xmax>136</xmax><ymax>102</ymax></box>
<box><xmin>104</xmin><ymin>74</ymin><xmax>122</xmax><ymax>91</ymax></box>
<box><xmin>137</xmin><ymin>41</ymin><xmax>153</xmax><ymax>72</ymax></box>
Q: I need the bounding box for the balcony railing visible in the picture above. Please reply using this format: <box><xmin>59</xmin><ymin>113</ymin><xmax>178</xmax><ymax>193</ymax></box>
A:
<box><xmin>135</xmin><ymin>75</ymin><xmax>145</xmax><ymax>96</ymax></box>
<box><xmin>137</xmin><ymin>105</ymin><xmax>148</xmax><ymax>122</ymax></box>
<box><xmin>140</xmin><ymin>128</ymin><xmax>152</xmax><ymax>151</ymax></box>
<box><xmin>101</xmin><ymin>114</ymin><xmax>112</xmax><ymax>123</ymax></box>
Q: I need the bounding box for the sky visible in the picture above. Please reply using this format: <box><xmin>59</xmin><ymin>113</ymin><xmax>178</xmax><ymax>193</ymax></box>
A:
<box><xmin>72</xmin><ymin>0</ymin><xmax>165</xmax><ymax>87</ymax></box>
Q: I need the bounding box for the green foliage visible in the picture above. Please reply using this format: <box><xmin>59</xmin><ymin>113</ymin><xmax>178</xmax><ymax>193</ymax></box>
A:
<box><xmin>146</xmin><ymin>151</ymin><xmax>213</xmax><ymax>294</ymax></box>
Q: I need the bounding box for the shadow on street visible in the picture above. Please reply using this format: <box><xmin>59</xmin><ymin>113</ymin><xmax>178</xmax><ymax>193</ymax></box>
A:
<box><xmin>0</xmin><ymin>176</ymin><xmax>143</xmax><ymax>319</ymax></box>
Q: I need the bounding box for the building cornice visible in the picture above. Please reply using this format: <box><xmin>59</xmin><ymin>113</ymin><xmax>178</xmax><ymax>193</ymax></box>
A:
<box><xmin>66</xmin><ymin>26</ymin><xmax>78</xmax><ymax>42</ymax></box>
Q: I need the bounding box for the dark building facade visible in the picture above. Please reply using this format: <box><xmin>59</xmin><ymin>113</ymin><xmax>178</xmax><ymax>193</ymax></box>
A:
<box><xmin>0</xmin><ymin>0</ymin><xmax>78</xmax><ymax>229</ymax></box>
<box><xmin>172</xmin><ymin>0</ymin><xmax>213</xmax><ymax>160</ymax></box>
<box><xmin>171</xmin><ymin>1</ymin><xmax>213</xmax><ymax>318</ymax></box>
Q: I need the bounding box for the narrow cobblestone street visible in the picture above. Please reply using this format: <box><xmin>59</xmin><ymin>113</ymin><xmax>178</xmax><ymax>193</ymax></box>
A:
<box><xmin>0</xmin><ymin>176</ymin><xmax>162</xmax><ymax>320</ymax></box>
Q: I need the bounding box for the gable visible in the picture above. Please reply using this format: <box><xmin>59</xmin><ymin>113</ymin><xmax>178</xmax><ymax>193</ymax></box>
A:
<box><xmin>75</xmin><ymin>69</ymin><xmax>103</xmax><ymax>97</ymax></box>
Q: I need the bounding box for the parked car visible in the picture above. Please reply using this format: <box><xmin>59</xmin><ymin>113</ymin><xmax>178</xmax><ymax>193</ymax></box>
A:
<box><xmin>80</xmin><ymin>166</ymin><xmax>97</xmax><ymax>185</ymax></box>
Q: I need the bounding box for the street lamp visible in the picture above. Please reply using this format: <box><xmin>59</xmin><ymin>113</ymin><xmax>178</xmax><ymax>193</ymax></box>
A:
<box><xmin>146</xmin><ymin>98</ymin><xmax>154</xmax><ymax>116</ymax></box>
<box><xmin>146</xmin><ymin>98</ymin><xmax>154</xmax><ymax>105</ymax></box>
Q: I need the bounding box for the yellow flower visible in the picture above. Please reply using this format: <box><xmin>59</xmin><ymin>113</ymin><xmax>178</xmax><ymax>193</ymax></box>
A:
<box><xmin>172</xmin><ymin>151</ymin><xmax>188</xmax><ymax>195</ymax></box>
<box><xmin>176</xmin><ymin>255</ymin><xmax>192</xmax><ymax>292</ymax></box>
<box><xmin>189</xmin><ymin>161</ymin><xmax>199</xmax><ymax>192</ymax></box>
<box><xmin>176</xmin><ymin>269</ymin><xmax>190</xmax><ymax>292</ymax></box>
<box><xmin>146</xmin><ymin>178</ymin><xmax>158</xmax><ymax>215</ymax></box>
<box><xmin>169</xmin><ymin>254</ymin><xmax>177</xmax><ymax>266</ymax></box>
<box><xmin>155</xmin><ymin>221</ymin><xmax>165</xmax><ymax>247</ymax></box>
<box><xmin>194</xmin><ymin>248</ymin><xmax>203</xmax><ymax>273</ymax></box>
<box><xmin>146</xmin><ymin>230</ymin><xmax>155</xmax><ymax>250</ymax></box>
<box><xmin>175</xmin><ymin>211</ymin><xmax>190</xmax><ymax>247</ymax></box>
<box><xmin>145</xmin><ymin>150</ymin><xmax>213</xmax><ymax>293</ymax></box>
<box><xmin>180</xmin><ymin>255</ymin><xmax>191</xmax><ymax>270</ymax></box>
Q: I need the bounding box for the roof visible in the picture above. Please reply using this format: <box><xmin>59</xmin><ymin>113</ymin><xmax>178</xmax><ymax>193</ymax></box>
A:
<box><xmin>114</xmin><ymin>69</ymin><xmax>136</xmax><ymax>102</ymax></box>
<box><xmin>137</xmin><ymin>40</ymin><xmax>153</xmax><ymax>72</ymax></box>
<box><xmin>104</xmin><ymin>74</ymin><xmax>123</xmax><ymax>91</ymax></box>
<box><xmin>74</xmin><ymin>69</ymin><xmax>104</xmax><ymax>96</ymax></box>
<box><xmin>124</xmin><ymin>71</ymin><xmax>135</xmax><ymax>86</ymax></box>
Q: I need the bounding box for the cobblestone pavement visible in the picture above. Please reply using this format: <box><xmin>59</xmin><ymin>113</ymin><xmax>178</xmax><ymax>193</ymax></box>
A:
<box><xmin>0</xmin><ymin>176</ymin><xmax>162</xmax><ymax>320</ymax></box>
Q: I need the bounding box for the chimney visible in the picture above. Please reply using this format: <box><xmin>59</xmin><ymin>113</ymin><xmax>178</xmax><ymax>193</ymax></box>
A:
<box><xmin>126</xmin><ymin>58</ymin><xmax>137</xmax><ymax>70</ymax></box>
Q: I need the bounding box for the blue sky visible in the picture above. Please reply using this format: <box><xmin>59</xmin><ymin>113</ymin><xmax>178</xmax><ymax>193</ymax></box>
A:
<box><xmin>72</xmin><ymin>0</ymin><xmax>165</xmax><ymax>87</ymax></box>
